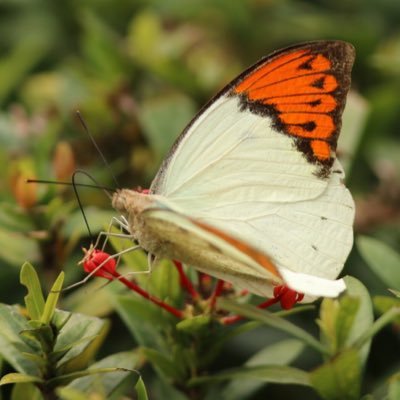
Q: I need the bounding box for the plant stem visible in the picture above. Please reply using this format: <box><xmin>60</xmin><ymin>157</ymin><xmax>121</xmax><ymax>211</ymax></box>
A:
<box><xmin>113</xmin><ymin>271</ymin><xmax>184</xmax><ymax>319</ymax></box>
<box><xmin>173</xmin><ymin>260</ymin><xmax>200</xmax><ymax>299</ymax></box>
<box><xmin>221</xmin><ymin>296</ymin><xmax>280</xmax><ymax>324</ymax></box>
<box><xmin>208</xmin><ymin>280</ymin><xmax>225</xmax><ymax>309</ymax></box>
<box><xmin>40</xmin><ymin>386</ymin><xmax>58</xmax><ymax>400</ymax></box>
<box><xmin>354</xmin><ymin>306</ymin><xmax>400</xmax><ymax>349</ymax></box>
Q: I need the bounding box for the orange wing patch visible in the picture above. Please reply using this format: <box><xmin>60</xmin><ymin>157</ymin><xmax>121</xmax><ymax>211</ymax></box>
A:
<box><xmin>190</xmin><ymin>219</ymin><xmax>281</xmax><ymax>280</ymax></box>
<box><xmin>233</xmin><ymin>41</ymin><xmax>354</xmax><ymax>177</ymax></box>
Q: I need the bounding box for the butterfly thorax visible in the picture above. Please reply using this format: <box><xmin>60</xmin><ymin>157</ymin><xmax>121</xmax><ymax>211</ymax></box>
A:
<box><xmin>112</xmin><ymin>189</ymin><xmax>154</xmax><ymax>241</ymax></box>
<box><xmin>112</xmin><ymin>189</ymin><xmax>172</xmax><ymax>256</ymax></box>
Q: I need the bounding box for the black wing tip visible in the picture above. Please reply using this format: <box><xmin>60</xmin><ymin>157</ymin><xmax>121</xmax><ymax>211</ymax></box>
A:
<box><xmin>237</xmin><ymin>40</ymin><xmax>355</xmax><ymax>83</ymax></box>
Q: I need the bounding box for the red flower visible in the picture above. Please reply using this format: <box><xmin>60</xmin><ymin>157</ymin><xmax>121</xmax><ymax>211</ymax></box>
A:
<box><xmin>273</xmin><ymin>285</ymin><xmax>305</xmax><ymax>310</ymax></box>
<box><xmin>81</xmin><ymin>247</ymin><xmax>117</xmax><ymax>280</ymax></box>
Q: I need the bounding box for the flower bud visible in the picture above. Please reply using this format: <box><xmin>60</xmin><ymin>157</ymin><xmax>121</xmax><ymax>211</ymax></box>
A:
<box><xmin>52</xmin><ymin>141</ymin><xmax>76</xmax><ymax>181</ymax></box>
<box><xmin>82</xmin><ymin>249</ymin><xmax>117</xmax><ymax>280</ymax></box>
<box><xmin>13</xmin><ymin>173</ymin><xmax>37</xmax><ymax>209</ymax></box>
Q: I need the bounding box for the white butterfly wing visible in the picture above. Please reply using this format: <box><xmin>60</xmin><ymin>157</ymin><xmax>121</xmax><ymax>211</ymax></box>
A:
<box><xmin>141</xmin><ymin>208</ymin><xmax>346</xmax><ymax>299</ymax></box>
<box><xmin>189</xmin><ymin>158</ymin><xmax>354</xmax><ymax>281</ymax></box>
<box><xmin>140</xmin><ymin>208</ymin><xmax>281</xmax><ymax>297</ymax></box>
<box><xmin>151</xmin><ymin>95</ymin><xmax>327</xmax><ymax>205</ymax></box>
<box><xmin>147</xmin><ymin>41</ymin><xmax>355</xmax><ymax>293</ymax></box>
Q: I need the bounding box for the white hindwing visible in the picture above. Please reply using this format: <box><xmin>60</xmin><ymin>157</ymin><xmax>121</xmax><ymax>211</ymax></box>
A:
<box><xmin>142</xmin><ymin>208</ymin><xmax>347</xmax><ymax>300</ymax></box>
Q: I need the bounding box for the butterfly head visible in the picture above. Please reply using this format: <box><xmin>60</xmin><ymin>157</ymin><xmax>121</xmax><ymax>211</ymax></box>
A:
<box><xmin>112</xmin><ymin>188</ymin><xmax>154</xmax><ymax>216</ymax></box>
<box><xmin>111</xmin><ymin>188</ymin><xmax>160</xmax><ymax>247</ymax></box>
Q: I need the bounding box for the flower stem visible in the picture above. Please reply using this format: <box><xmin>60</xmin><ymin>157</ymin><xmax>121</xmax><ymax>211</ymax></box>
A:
<box><xmin>173</xmin><ymin>260</ymin><xmax>200</xmax><ymax>299</ymax></box>
<box><xmin>221</xmin><ymin>296</ymin><xmax>280</xmax><ymax>325</ymax></box>
<box><xmin>113</xmin><ymin>271</ymin><xmax>184</xmax><ymax>319</ymax></box>
<box><xmin>257</xmin><ymin>296</ymin><xmax>281</xmax><ymax>309</ymax></box>
<box><xmin>208</xmin><ymin>280</ymin><xmax>225</xmax><ymax>309</ymax></box>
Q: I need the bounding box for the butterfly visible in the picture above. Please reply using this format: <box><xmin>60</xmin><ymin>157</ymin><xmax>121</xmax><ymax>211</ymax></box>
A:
<box><xmin>111</xmin><ymin>40</ymin><xmax>355</xmax><ymax>303</ymax></box>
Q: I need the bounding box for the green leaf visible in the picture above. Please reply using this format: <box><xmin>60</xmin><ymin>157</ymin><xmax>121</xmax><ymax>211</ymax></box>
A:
<box><xmin>80</xmin><ymin>10</ymin><xmax>128</xmax><ymax>83</ymax></box>
<box><xmin>20</xmin><ymin>325</ymin><xmax>54</xmax><ymax>354</ymax></box>
<box><xmin>357</xmin><ymin>236</ymin><xmax>400</xmax><ymax>290</ymax></box>
<box><xmin>374</xmin><ymin>296</ymin><xmax>400</xmax><ymax>324</ymax></box>
<box><xmin>53</xmin><ymin>310</ymin><xmax>109</xmax><ymax>373</ymax></box>
<box><xmin>0</xmin><ymin>373</ymin><xmax>43</xmax><ymax>385</ymax></box>
<box><xmin>388</xmin><ymin>373</ymin><xmax>400</xmax><ymax>400</ymax></box>
<box><xmin>48</xmin><ymin>367</ymin><xmax>134</xmax><ymax>388</ymax></box>
<box><xmin>317</xmin><ymin>298</ymin><xmax>340</xmax><ymax>354</ymax></box>
<box><xmin>20</xmin><ymin>262</ymin><xmax>45</xmax><ymax>320</ymax></box>
<box><xmin>142</xmin><ymin>347</ymin><xmax>185</xmax><ymax>381</ymax></box>
<box><xmin>335</xmin><ymin>296</ymin><xmax>360</xmax><ymax>349</ymax></box>
<box><xmin>310</xmin><ymin>349</ymin><xmax>361</xmax><ymax>400</ymax></box>
<box><xmin>0</xmin><ymin>202</ymin><xmax>36</xmax><ymax>232</ymax></box>
<box><xmin>389</xmin><ymin>289</ymin><xmax>400</xmax><ymax>298</ymax></box>
<box><xmin>149</xmin><ymin>259</ymin><xmax>182</xmax><ymax>305</ymax></box>
<box><xmin>51</xmin><ymin>311</ymin><xmax>72</xmax><ymax>332</ymax></box>
<box><xmin>62</xmin><ymin>266</ymin><xmax>126</xmax><ymax>317</ymax></box>
<box><xmin>127</xmin><ymin>11</ymin><xmax>197</xmax><ymax>92</ymax></box>
<box><xmin>171</xmin><ymin>344</ymin><xmax>193</xmax><ymax>381</ymax></box>
<box><xmin>41</xmin><ymin>272</ymin><xmax>64</xmax><ymax>324</ymax></box>
<box><xmin>62</xmin><ymin>208</ymin><xmax>117</xmax><ymax>239</ymax></box>
<box><xmin>11</xmin><ymin>382</ymin><xmax>42</xmax><ymax>400</ymax></box>
<box><xmin>50</xmin><ymin>334</ymin><xmax>100</xmax><ymax>365</ymax></box>
<box><xmin>176</xmin><ymin>315</ymin><xmax>212</xmax><ymax>334</ymax></box>
<box><xmin>21</xmin><ymin>351</ymin><xmax>46</xmax><ymax>368</ymax></box>
<box><xmin>353</xmin><ymin>306</ymin><xmax>400</xmax><ymax>349</ymax></box>
<box><xmin>151</xmin><ymin>377</ymin><xmax>190</xmax><ymax>400</ymax></box>
<box><xmin>107</xmin><ymin>225</ymin><xmax>151</xmax><ymax>286</ymax></box>
<box><xmin>190</xmin><ymin>365</ymin><xmax>311</xmax><ymax>387</ymax></box>
<box><xmin>67</xmin><ymin>351</ymin><xmax>143</xmax><ymax>396</ymax></box>
<box><xmin>340</xmin><ymin>91</ymin><xmax>369</xmax><ymax>174</ymax></box>
<box><xmin>0</xmin><ymin>304</ymin><xmax>40</xmax><ymax>375</ymax></box>
<box><xmin>138</xmin><ymin>94</ymin><xmax>197</xmax><ymax>159</ymax></box>
<box><xmin>112</xmin><ymin>293</ymin><xmax>171</xmax><ymax>349</ymax></box>
<box><xmin>56</xmin><ymin>387</ymin><xmax>88</xmax><ymax>400</ymax></box>
<box><xmin>0</xmin><ymin>37</ymin><xmax>49</xmax><ymax>104</ymax></box>
<box><xmin>127</xmin><ymin>11</ymin><xmax>163</xmax><ymax>66</ymax></box>
<box><xmin>207</xmin><ymin>305</ymin><xmax>314</xmax><ymax>361</ymax></box>
<box><xmin>0</xmin><ymin>227</ymin><xmax>39</xmax><ymax>267</ymax></box>
<box><xmin>135</xmin><ymin>377</ymin><xmax>149</xmax><ymax>400</ymax></box>
<box><xmin>342</xmin><ymin>277</ymin><xmax>374</xmax><ymax>355</ymax></box>
<box><xmin>218</xmin><ymin>299</ymin><xmax>327</xmax><ymax>355</ymax></box>
<box><xmin>318</xmin><ymin>277</ymin><xmax>373</xmax><ymax>364</ymax></box>
<box><xmin>221</xmin><ymin>339</ymin><xmax>305</xmax><ymax>400</ymax></box>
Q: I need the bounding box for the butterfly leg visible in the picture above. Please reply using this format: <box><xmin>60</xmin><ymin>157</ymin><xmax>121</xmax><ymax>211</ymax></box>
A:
<box><xmin>94</xmin><ymin>215</ymin><xmax>153</xmax><ymax>276</ymax></box>
<box><xmin>92</xmin><ymin>215</ymin><xmax>132</xmax><ymax>252</ymax></box>
<box><xmin>62</xmin><ymin>216</ymin><xmax>142</xmax><ymax>291</ymax></box>
<box><xmin>99</xmin><ymin>215</ymin><xmax>156</xmax><ymax>278</ymax></box>
<box><xmin>60</xmin><ymin>246</ymin><xmax>132</xmax><ymax>291</ymax></box>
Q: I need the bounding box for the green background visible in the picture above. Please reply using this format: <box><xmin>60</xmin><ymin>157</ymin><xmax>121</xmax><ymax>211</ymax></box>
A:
<box><xmin>0</xmin><ymin>0</ymin><xmax>399</xmax><ymax>399</ymax></box>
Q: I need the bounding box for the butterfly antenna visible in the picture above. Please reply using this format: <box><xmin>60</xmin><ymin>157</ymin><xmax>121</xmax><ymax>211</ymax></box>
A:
<box><xmin>76</xmin><ymin>111</ymin><xmax>120</xmax><ymax>188</ymax></box>
<box><xmin>72</xmin><ymin>169</ymin><xmax>114</xmax><ymax>241</ymax></box>
<box><xmin>72</xmin><ymin>170</ymin><xmax>94</xmax><ymax>240</ymax></box>
<box><xmin>26</xmin><ymin>178</ymin><xmax>114</xmax><ymax>192</ymax></box>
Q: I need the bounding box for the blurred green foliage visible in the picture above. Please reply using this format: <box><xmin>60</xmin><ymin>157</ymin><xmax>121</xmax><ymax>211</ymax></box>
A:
<box><xmin>0</xmin><ymin>0</ymin><xmax>399</xmax><ymax>399</ymax></box>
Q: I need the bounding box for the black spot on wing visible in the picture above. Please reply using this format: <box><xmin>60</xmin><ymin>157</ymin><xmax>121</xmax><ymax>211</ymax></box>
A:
<box><xmin>311</xmin><ymin>76</ymin><xmax>326</xmax><ymax>89</ymax></box>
